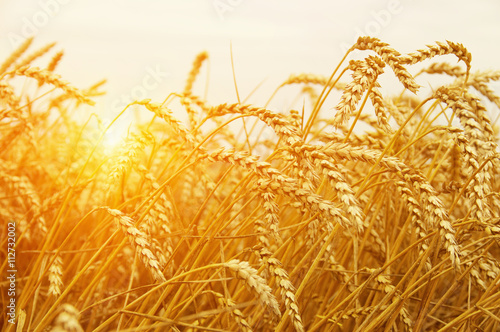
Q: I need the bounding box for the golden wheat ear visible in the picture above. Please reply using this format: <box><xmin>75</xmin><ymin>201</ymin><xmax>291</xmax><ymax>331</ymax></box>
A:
<box><xmin>101</xmin><ymin>207</ymin><xmax>167</xmax><ymax>283</ymax></box>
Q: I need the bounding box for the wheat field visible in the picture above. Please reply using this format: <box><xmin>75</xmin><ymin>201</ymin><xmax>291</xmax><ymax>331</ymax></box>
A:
<box><xmin>1</xmin><ymin>36</ymin><xmax>499</xmax><ymax>331</ymax></box>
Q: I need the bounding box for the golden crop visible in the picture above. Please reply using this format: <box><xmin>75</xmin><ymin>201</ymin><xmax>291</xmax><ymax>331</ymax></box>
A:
<box><xmin>1</xmin><ymin>36</ymin><xmax>499</xmax><ymax>331</ymax></box>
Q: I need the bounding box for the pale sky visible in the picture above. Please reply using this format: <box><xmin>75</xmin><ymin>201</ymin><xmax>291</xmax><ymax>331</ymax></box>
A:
<box><xmin>1</xmin><ymin>0</ymin><xmax>499</xmax><ymax>132</ymax></box>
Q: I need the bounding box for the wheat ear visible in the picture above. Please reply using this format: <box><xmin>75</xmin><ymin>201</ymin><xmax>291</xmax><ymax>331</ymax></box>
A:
<box><xmin>223</xmin><ymin>259</ymin><xmax>281</xmax><ymax>318</ymax></box>
<box><xmin>257</xmin><ymin>247</ymin><xmax>304</xmax><ymax>332</ymax></box>
<box><xmin>50</xmin><ymin>304</ymin><xmax>83</xmax><ymax>332</ymax></box>
<box><xmin>184</xmin><ymin>51</ymin><xmax>208</xmax><ymax>96</ymax></box>
<box><xmin>352</xmin><ymin>36</ymin><xmax>419</xmax><ymax>93</ymax></box>
<box><xmin>334</xmin><ymin>56</ymin><xmax>385</xmax><ymax>128</ymax></box>
<box><xmin>15</xmin><ymin>66</ymin><xmax>95</xmax><ymax>105</ymax></box>
<box><xmin>101</xmin><ymin>207</ymin><xmax>167</xmax><ymax>283</ymax></box>
<box><xmin>0</xmin><ymin>36</ymin><xmax>33</xmax><ymax>74</ymax></box>
<box><xmin>48</xmin><ymin>254</ymin><xmax>64</xmax><ymax>297</ymax></box>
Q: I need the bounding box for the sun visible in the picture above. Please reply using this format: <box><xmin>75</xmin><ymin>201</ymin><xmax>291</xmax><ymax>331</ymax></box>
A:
<box><xmin>82</xmin><ymin>112</ymin><xmax>132</xmax><ymax>158</ymax></box>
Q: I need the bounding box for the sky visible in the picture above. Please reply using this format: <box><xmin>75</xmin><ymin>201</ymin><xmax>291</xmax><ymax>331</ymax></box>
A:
<box><xmin>1</xmin><ymin>0</ymin><xmax>499</xmax><ymax>135</ymax></box>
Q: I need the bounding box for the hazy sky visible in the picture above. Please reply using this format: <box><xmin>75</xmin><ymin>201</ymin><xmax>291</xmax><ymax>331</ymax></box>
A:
<box><xmin>1</xmin><ymin>0</ymin><xmax>499</xmax><ymax>130</ymax></box>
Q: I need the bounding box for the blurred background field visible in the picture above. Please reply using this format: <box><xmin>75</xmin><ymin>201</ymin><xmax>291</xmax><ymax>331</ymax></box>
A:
<box><xmin>1</xmin><ymin>0</ymin><xmax>499</xmax><ymax>132</ymax></box>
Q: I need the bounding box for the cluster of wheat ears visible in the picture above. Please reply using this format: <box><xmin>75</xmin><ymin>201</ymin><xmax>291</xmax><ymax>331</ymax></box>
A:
<box><xmin>0</xmin><ymin>36</ymin><xmax>499</xmax><ymax>331</ymax></box>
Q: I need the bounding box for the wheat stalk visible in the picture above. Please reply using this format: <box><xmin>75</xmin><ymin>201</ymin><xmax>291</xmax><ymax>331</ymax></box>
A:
<box><xmin>203</xmin><ymin>290</ymin><xmax>253</xmax><ymax>332</ymax></box>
